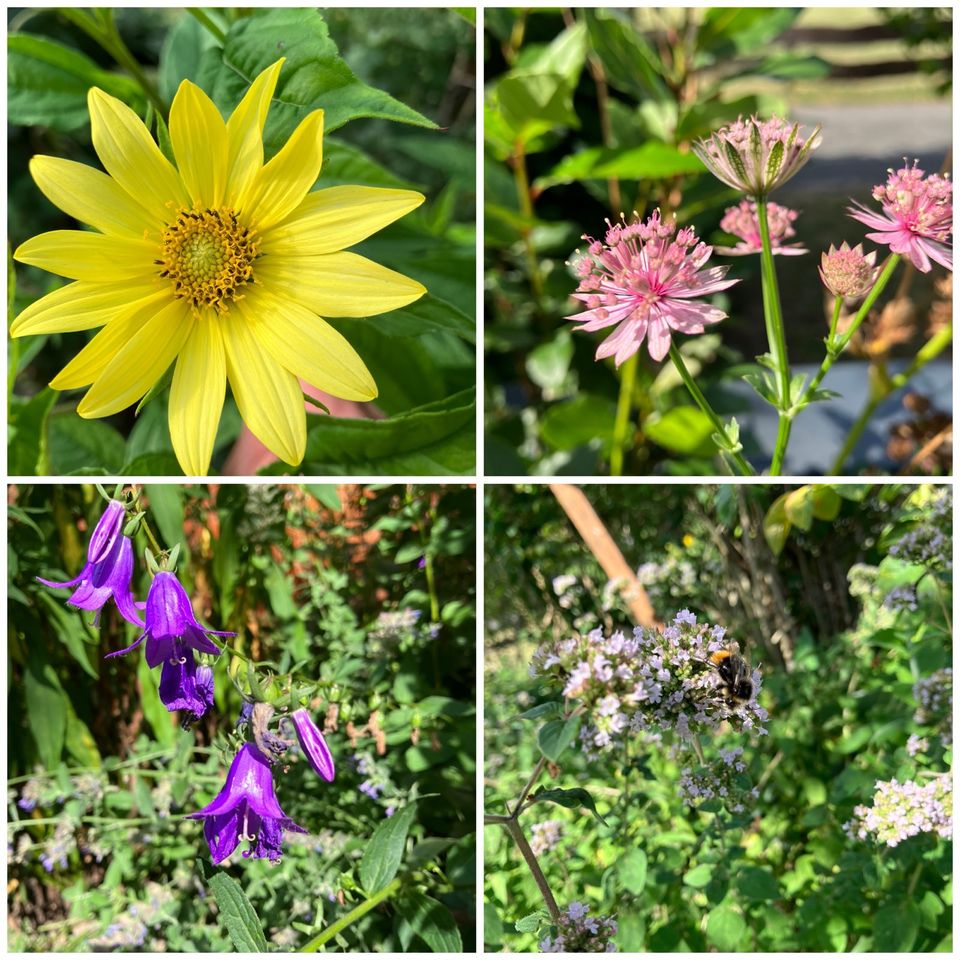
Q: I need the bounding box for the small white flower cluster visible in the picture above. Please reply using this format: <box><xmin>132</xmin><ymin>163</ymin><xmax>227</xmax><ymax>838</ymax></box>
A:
<box><xmin>913</xmin><ymin>668</ymin><xmax>953</xmax><ymax>745</ymax></box>
<box><xmin>530</xmin><ymin>611</ymin><xmax>767</xmax><ymax>757</ymax></box>
<box><xmin>845</xmin><ymin>774</ymin><xmax>952</xmax><ymax>847</ymax></box>
<box><xmin>678</xmin><ymin>746</ymin><xmax>759</xmax><ymax>814</ymax></box>
<box><xmin>906</xmin><ymin>734</ymin><xmax>930</xmax><ymax>757</ymax></box>
<box><xmin>530</xmin><ymin>819</ymin><xmax>564</xmax><ymax>857</ymax></box>
<box><xmin>540</xmin><ymin>902</ymin><xmax>618</xmax><ymax>953</ymax></box>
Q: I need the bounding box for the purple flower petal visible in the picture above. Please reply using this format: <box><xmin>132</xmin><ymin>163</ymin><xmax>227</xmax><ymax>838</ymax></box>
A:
<box><xmin>291</xmin><ymin>709</ymin><xmax>335</xmax><ymax>782</ymax></box>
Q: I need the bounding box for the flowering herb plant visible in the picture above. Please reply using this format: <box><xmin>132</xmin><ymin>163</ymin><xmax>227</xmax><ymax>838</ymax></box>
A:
<box><xmin>9</xmin><ymin>483</ymin><xmax>476</xmax><ymax>951</ymax></box>
<box><xmin>9</xmin><ymin>8</ymin><xmax>476</xmax><ymax>476</ymax></box>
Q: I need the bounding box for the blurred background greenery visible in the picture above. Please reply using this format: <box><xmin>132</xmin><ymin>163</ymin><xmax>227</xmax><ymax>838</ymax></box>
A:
<box><xmin>8</xmin><ymin>483</ymin><xmax>476</xmax><ymax>951</ymax></box>
<box><xmin>483</xmin><ymin>7</ymin><xmax>952</xmax><ymax>475</ymax></box>
<box><xmin>484</xmin><ymin>483</ymin><xmax>951</xmax><ymax>952</ymax></box>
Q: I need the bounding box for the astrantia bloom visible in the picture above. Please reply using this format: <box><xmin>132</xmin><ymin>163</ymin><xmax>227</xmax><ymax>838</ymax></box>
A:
<box><xmin>848</xmin><ymin>161</ymin><xmax>953</xmax><ymax>273</ymax></box>
<box><xmin>291</xmin><ymin>708</ymin><xmax>335</xmax><ymax>781</ymax></box>
<box><xmin>187</xmin><ymin>743</ymin><xmax>306</xmax><ymax>863</ymax></box>
<box><xmin>693</xmin><ymin>115</ymin><xmax>821</xmax><ymax>197</ymax></box>
<box><xmin>11</xmin><ymin>59</ymin><xmax>427</xmax><ymax>474</ymax></box>
<box><xmin>106</xmin><ymin>570</ymin><xmax>233</xmax><ymax>667</ymax></box>
<box><xmin>715</xmin><ymin>200</ymin><xmax>806</xmax><ymax>256</ymax></box>
<box><xmin>38</xmin><ymin>499</ymin><xmax>143</xmax><ymax>627</ymax></box>
<box><xmin>567</xmin><ymin>210</ymin><xmax>738</xmax><ymax>365</ymax></box>
<box><xmin>818</xmin><ymin>242</ymin><xmax>879</xmax><ymax>299</ymax></box>
<box><xmin>159</xmin><ymin>652</ymin><xmax>215</xmax><ymax>723</ymax></box>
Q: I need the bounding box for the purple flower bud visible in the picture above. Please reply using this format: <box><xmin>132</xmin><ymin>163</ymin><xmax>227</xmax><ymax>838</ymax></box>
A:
<box><xmin>38</xmin><ymin>500</ymin><xmax>144</xmax><ymax>627</ymax></box>
<box><xmin>105</xmin><ymin>571</ymin><xmax>233</xmax><ymax>667</ymax></box>
<box><xmin>291</xmin><ymin>709</ymin><xmax>335</xmax><ymax>782</ymax></box>
<box><xmin>159</xmin><ymin>651</ymin><xmax>215</xmax><ymax>723</ymax></box>
<box><xmin>187</xmin><ymin>743</ymin><xmax>306</xmax><ymax>864</ymax></box>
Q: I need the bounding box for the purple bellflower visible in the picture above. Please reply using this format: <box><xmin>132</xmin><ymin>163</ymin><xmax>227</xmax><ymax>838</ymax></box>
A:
<box><xmin>159</xmin><ymin>654</ymin><xmax>215</xmax><ymax>723</ymax></box>
<box><xmin>106</xmin><ymin>570</ymin><xmax>233</xmax><ymax>667</ymax></box>
<box><xmin>291</xmin><ymin>708</ymin><xmax>335</xmax><ymax>781</ymax></box>
<box><xmin>38</xmin><ymin>499</ymin><xmax>143</xmax><ymax>627</ymax></box>
<box><xmin>187</xmin><ymin>743</ymin><xmax>307</xmax><ymax>863</ymax></box>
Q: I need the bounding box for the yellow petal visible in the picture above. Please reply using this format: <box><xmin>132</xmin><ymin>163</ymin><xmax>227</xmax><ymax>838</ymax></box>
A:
<box><xmin>29</xmin><ymin>156</ymin><xmax>163</xmax><ymax>238</ymax></box>
<box><xmin>263</xmin><ymin>186</ymin><xmax>425</xmax><ymax>256</ymax></box>
<box><xmin>225</xmin><ymin>59</ymin><xmax>285</xmax><ymax>207</ymax></box>
<box><xmin>169</xmin><ymin>80</ymin><xmax>228</xmax><ymax>209</ymax></box>
<box><xmin>88</xmin><ymin>87</ymin><xmax>191</xmax><ymax>223</ymax></box>
<box><xmin>11</xmin><ymin>279</ymin><xmax>166</xmax><ymax>337</ymax></box>
<box><xmin>169</xmin><ymin>312</ymin><xmax>226</xmax><ymax>475</ymax></box>
<box><xmin>221</xmin><ymin>308</ymin><xmax>305</xmax><ymax>465</ymax></box>
<box><xmin>49</xmin><ymin>297</ymin><xmax>166</xmax><ymax>390</ymax></box>
<box><xmin>14</xmin><ymin>230</ymin><xmax>158</xmax><ymax>282</ymax></box>
<box><xmin>236</xmin><ymin>287</ymin><xmax>376</xmax><ymax>402</ymax></box>
<box><xmin>240</xmin><ymin>110</ymin><xmax>324</xmax><ymax>231</ymax></box>
<box><xmin>256</xmin><ymin>252</ymin><xmax>426</xmax><ymax>318</ymax></box>
<box><xmin>77</xmin><ymin>300</ymin><xmax>194</xmax><ymax>418</ymax></box>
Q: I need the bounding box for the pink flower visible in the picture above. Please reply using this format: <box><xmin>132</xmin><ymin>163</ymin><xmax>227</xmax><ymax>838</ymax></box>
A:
<box><xmin>818</xmin><ymin>242</ymin><xmax>879</xmax><ymax>298</ymax></box>
<box><xmin>715</xmin><ymin>200</ymin><xmax>807</xmax><ymax>256</ymax></box>
<box><xmin>567</xmin><ymin>210</ymin><xmax>739</xmax><ymax>365</ymax></box>
<box><xmin>693</xmin><ymin>115</ymin><xmax>822</xmax><ymax>197</ymax></box>
<box><xmin>848</xmin><ymin>161</ymin><xmax>952</xmax><ymax>273</ymax></box>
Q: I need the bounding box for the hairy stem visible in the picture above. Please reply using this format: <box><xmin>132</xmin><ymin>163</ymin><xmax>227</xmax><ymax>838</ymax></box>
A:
<box><xmin>504</xmin><ymin>818</ymin><xmax>562</xmax><ymax>922</ymax></box>
<box><xmin>610</xmin><ymin>354</ymin><xmax>638</xmax><ymax>476</ymax></box>
<box><xmin>299</xmin><ymin>876</ymin><xmax>403</xmax><ymax>951</ymax></box>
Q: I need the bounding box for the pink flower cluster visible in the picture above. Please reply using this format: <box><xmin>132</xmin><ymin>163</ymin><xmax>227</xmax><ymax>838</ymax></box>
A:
<box><xmin>818</xmin><ymin>242</ymin><xmax>879</xmax><ymax>299</ymax></box>
<box><xmin>849</xmin><ymin>161</ymin><xmax>953</xmax><ymax>273</ymax></box>
<box><xmin>846</xmin><ymin>774</ymin><xmax>952</xmax><ymax>847</ymax></box>
<box><xmin>567</xmin><ymin>210</ymin><xmax>737</xmax><ymax>365</ymax></box>
<box><xmin>677</xmin><ymin>745</ymin><xmax>759</xmax><ymax>814</ymax></box>
<box><xmin>716</xmin><ymin>200</ymin><xmax>806</xmax><ymax>257</ymax></box>
<box><xmin>540</xmin><ymin>902</ymin><xmax>618</xmax><ymax>953</ymax></box>
<box><xmin>530</xmin><ymin>610</ymin><xmax>767</xmax><ymax>757</ymax></box>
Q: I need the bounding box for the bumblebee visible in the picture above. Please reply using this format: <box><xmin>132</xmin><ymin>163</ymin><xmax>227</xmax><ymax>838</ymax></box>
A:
<box><xmin>707</xmin><ymin>642</ymin><xmax>755</xmax><ymax>704</ymax></box>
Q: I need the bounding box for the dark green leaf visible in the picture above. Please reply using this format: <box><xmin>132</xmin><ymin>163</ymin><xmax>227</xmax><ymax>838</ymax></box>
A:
<box><xmin>47</xmin><ymin>414</ymin><xmax>126</xmax><ymax>475</ymax></box>
<box><xmin>359</xmin><ymin>802</ymin><xmax>417</xmax><ymax>893</ymax></box>
<box><xmin>24</xmin><ymin>652</ymin><xmax>67</xmax><ymax>769</ymax></box>
<box><xmin>530</xmin><ymin>786</ymin><xmax>607</xmax><ymax>825</ymax></box>
<box><xmin>9</xmin><ymin>388</ymin><xmax>57</xmax><ymax>475</ymax></box>
<box><xmin>208</xmin><ymin>871</ymin><xmax>269</xmax><ymax>952</ymax></box>
<box><xmin>402</xmin><ymin>892</ymin><xmax>463</xmax><ymax>952</ymax></box>
<box><xmin>516</xmin><ymin>701</ymin><xmax>563</xmax><ymax>722</ymax></box>
<box><xmin>705</xmin><ymin>906</ymin><xmax>747</xmax><ymax>951</ymax></box>
<box><xmin>537</xmin><ymin>715</ymin><xmax>581</xmax><ymax>762</ymax></box>
<box><xmin>584</xmin><ymin>11</ymin><xmax>669</xmax><ymax>101</ymax></box>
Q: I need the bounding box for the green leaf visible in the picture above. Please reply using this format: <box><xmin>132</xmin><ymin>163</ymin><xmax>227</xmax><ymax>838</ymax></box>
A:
<box><xmin>47</xmin><ymin>414</ymin><xmax>126</xmax><ymax>475</ymax></box>
<box><xmin>157</xmin><ymin>12</ymin><xmax>218</xmax><ymax>103</ymax></box>
<box><xmin>540</xmin><ymin>394</ymin><xmax>616</xmax><ymax>453</ymax></box>
<box><xmin>144</xmin><ymin>484</ymin><xmax>184</xmax><ymax>557</ymax></box>
<box><xmin>584</xmin><ymin>11</ymin><xmax>669</xmax><ymax>102</ymax></box>
<box><xmin>515</xmin><ymin>913</ymin><xmax>542</xmax><ymax>933</ymax></box>
<box><xmin>365</xmin><ymin>295</ymin><xmax>475</xmax><ymax>344</ymax></box>
<box><xmin>24</xmin><ymin>653</ymin><xmax>67</xmax><ymax>769</ymax></box>
<box><xmin>8</xmin><ymin>33</ymin><xmax>145</xmax><ymax>131</ymax></box>
<box><xmin>486</xmin><ymin>72</ymin><xmax>578</xmax><ymax>152</ymax></box>
<box><xmin>359</xmin><ymin>802</ymin><xmax>417</xmax><ymax>894</ymax></box>
<box><xmin>530</xmin><ymin>786</ymin><xmax>608</xmax><ymax>825</ymax></box>
<box><xmin>697</xmin><ymin>8</ymin><xmax>800</xmax><ymax>58</ymax></box>
<box><xmin>537</xmin><ymin>142</ymin><xmax>703</xmax><ymax>190</ymax></box>
<box><xmin>516</xmin><ymin>701</ymin><xmax>563</xmax><ymax>722</ymax></box>
<box><xmin>737</xmin><ymin>866</ymin><xmax>781</xmax><ymax>901</ymax></box>
<box><xmin>616</xmin><ymin>849</ymin><xmax>648</xmax><ymax>895</ymax></box>
<box><xmin>9</xmin><ymin>388</ymin><xmax>57</xmax><ymax>475</ymax></box>
<box><xmin>537</xmin><ymin>715</ymin><xmax>581</xmax><ymax>762</ymax></box>
<box><xmin>526</xmin><ymin>331</ymin><xmax>574</xmax><ymax>392</ymax></box>
<box><xmin>208</xmin><ymin>871</ymin><xmax>269</xmax><ymax>952</ymax></box>
<box><xmin>402</xmin><ymin>892</ymin><xmax>463</xmax><ymax>952</ymax></box>
<box><xmin>683</xmin><ymin>864</ymin><xmax>713</xmax><ymax>888</ymax></box>
<box><xmin>705</xmin><ymin>906</ymin><xmax>747</xmax><ymax>951</ymax></box>
<box><xmin>196</xmin><ymin>8</ymin><xmax>436</xmax><ymax>153</ymax></box>
<box><xmin>874</xmin><ymin>901</ymin><xmax>920</xmax><ymax>952</ymax></box>
<box><xmin>484</xmin><ymin>901</ymin><xmax>505</xmax><ymax>946</ymax></box>
<box><xmin>644</xmin><ymin>406</ymin><xmax>717</xmax><ymax>457</ymax></box>
<box><xmin>305</xmin><ymin>484</ymin><xmax>342</xmax><ymax>511</ymax></box>
<box><xmin>763</xmin><ymin>493</ymin><xmax>791</xmax><ymax>556</ymax></box>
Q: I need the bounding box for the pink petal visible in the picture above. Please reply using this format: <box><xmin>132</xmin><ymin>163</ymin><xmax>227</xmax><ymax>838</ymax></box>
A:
<box><xmin>646</xmin><ymin>318</ymin><xmax>672</xmax><ymax>362</ymax></box>
<box><xmin>662</xmin><ymin>299</ymin><xmax>727</xmax><ymax>331</ymax></box>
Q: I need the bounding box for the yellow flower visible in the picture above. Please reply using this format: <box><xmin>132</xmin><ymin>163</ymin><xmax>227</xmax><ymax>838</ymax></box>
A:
<box><xmin>682</xmin><ymin>534</ymin><xmax>695</xmax><ymax>548</ymax></box>
<box><xmin>12</xmin><ymin>59</ymin><xmax>426</xmax><ymax>474</ymax></box>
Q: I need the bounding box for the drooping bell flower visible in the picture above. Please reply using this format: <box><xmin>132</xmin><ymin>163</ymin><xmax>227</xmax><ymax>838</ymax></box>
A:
<box><xmin>291</xmin><ymin>708</ymin><xmax>335</xmax><ymax>782</ymax></box>
<box><xmin>38</xmin><ymin>499</ymin><xmax>144</xmax><ymax>627</ymax></box>
<box><xmin>187</xmin><ymin>743</ymin><xmax>307</xmax><ymax>863</ymax></box>
<box><xmin>106</xmin><ymin>570</ymin><xmax>233</xmax><ymax>666</ymax></box>
<box><xmin>159</xmin><ymin>650</ymin><xmax>215</xmax><ymax>723</ymax></box>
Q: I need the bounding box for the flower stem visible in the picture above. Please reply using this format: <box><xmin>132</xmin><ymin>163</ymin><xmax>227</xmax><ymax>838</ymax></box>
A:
<box><xmin>511</xmin><ymin>144</ymin><xmax>545</xmax><ymax>307</ymax></box>
<box><xmin>827</xmin><ymin>295</ymin><xmax>843</xmax><ymax>347</ymax></box>
<box><xmin>668</xmin><ymin>342</ymin><xmax>754</xmax><ymax>476</ymax></box>
<box><xmin>504</xmin><ymin>817</ymin><xmax>562</xmax><ymax>922</ymax></box>
<box><xmin>755</xmin><ymin>198</ymin><xmax>792</xmax><ymax>474</ymax></box>
<box><xmin>610</xmin><ymin>354</ymin><xmax>638</xmax><ymax>476</ymax></box>
<box><xmin>829</xmin><ymin>322</ymin><xmax>952</xmax><ymax>474</ymax></box>
<box><xmin>186</xmin><ymin>7</ymin><xmax>226</xmax><ymax>42</ymax></box>
<box><xmin>298</xmin><ymin>876</ymin><xmax>403</xmax><ymax>952</ymax></box>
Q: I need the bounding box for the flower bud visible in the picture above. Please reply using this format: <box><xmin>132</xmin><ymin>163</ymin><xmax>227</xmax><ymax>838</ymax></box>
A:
<box><xmin>291</xmin><ymin>709</ymin><xmax>335</xmax><ymax>782</ymax></box>
<box><xmin>818</xmin><ymin>242</ymin><xmax>878</xmax><ymax>299</ymax></box>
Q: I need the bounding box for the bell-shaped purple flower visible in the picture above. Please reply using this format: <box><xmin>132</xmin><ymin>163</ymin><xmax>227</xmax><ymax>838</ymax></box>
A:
<box><xmin>291</xmin><ymin>708</ymin><xmax>335</xmax><ymax>782</ymax></box>
<box><xmin>106</xmin><ymin>571</ymin><xmax>233</xmax><ymax>667</ymax></box>
<box><xmin>38</xmin><ymin>499</ymin><xmax>143</xmax><ymax>627</ymax></box>
<box><xmin>187</xmin><ymin>743</ymin><xmax>306</xmax><ymax>863</ymax></box>
<box><xmin>159</xmin><ymin>650</ymin><xmax>215</xmax><ymax>723</ymax></box>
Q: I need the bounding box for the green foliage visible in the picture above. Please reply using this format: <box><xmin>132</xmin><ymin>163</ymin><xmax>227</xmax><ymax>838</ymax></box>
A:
<box><xmin>9</xmin><ymin>483</ymin><xmax>476</xmax><ymax>951</ymax></box>
<box><xmin>484</xmin><ymin>483</ymin><xmax>952</xmax><ymax>952</ymax></box>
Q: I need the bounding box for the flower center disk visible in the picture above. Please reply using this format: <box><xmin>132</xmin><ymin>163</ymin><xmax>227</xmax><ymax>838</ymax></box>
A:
<box><xmin>158</xmin><ymin>208</ymin><xmax>260</xmax><ymax>312</ymax></box>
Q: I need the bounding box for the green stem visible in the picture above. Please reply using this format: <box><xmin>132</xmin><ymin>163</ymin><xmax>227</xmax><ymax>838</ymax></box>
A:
<box><xmin>668</xmin><ymin>342</ymin><xmax>754</xmax><ymax>476</ymax></box>
<box><xmin>756</xmin><ymin>198</ymin><xmax>792</xmax><ymax>474</ymax></box>
<box><xmin>829</xmin><ymin>323</ymin><xmax>952</xmax><ymax>474</ymax></box>
<box><xmin>186</xmin><ymin>7</ymin><xmax>226</xmax><ymax>42</ymax></box>
<box><xmin>298</xmin><ymin>877</ymin><xmax>403</xmax><ymax>951</ymax></box>
<box><xmin>610</xmin><ymin>354</ymin><xmax>638</xmax><ymax>476</ymax></box>
<box><xmin>827</xmin><ymin>295</ymin><xmax>843</xmax><ymax>347</ymax></box>
<box><xmin>511</xmin><ymin>145</ymin><xmax>544</xmax><ymax>305</ymax></box>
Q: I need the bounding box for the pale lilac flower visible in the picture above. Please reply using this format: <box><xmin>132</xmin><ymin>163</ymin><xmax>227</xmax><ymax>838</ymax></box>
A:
<box><xmin>693</xmin><ymin>115</ymin><xmax>822</xmax><ymax>197</ymax></box>
<box><xmin>913</xmin><ymin>668</ymin><xmax>952</xmax><ymax>744</ymax></box>
<box><xmin>540</xmin><ymin>902</ymin><xmax>618</xmax><ymax>952</ymax></box>
<box><xmin>716</xmin><ymin>200</ymin><xmax>806</xmax><ymax>256</ymax></box>
<box><xmin>38</xmin><ymin>499</ymin><xmax>143</xmax><ymax>628</ymax></box>
<box><xmin>882</xmin><ymin>585</ymin><xmax>917</xmax><ymax>612</ymax></box>
<box><xmin>529</xmin><ymin>819</ymin><xmax>564</xmax><ymax>856</ymax></box>
<box><xmin>567</xmin><ymin>210</ymin><xmax>738</xmax><ymax>365</ymax></box>
<box><xmin>291</xmin><ymin>708</ymin><xmax>335</xmax><ymax>782</ymax></box>
<box><xmin>906</xmin><ymin>734</ymin><xmax>929</xmax><ymax>757</ymax></box>
<box><xmin>818</xmin><ymin>241</ymin><xmax>879</xmax><ymax>298</ymax></box>
<box><xmin>847</xmin><ymin>773</ymin><xmax>951</xmax><ymax>846</ymax></box>
<box><xmin>848</xmin><ymin>161</ymin><xmax>952</xmax><ymax>272</ymax></box>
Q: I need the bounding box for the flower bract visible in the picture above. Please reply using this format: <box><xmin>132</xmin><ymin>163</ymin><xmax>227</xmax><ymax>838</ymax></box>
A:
<box><xmin>37</xmin><ymin>499</ymin><xmax>143</xmax><ymax>627</ymax></box>
<box><xmin>11</xmin><ymin>59</ymin><xmax>428</xmax><ymax>474</ymax></box>
<box><xmin>567</xmin><ymin>210</ymin><xmax>738</xmax><ymax>365</ymax></box>
<box><xmin>291</xmin><ymin>708</ymin><xmax>335</xmax><ymax>781</ymax></box>
<box><xmin>187</xmin><ymin>743</ymin><xmax>306</xmax><ymax>863</ymax></box>
<box><xmin>848</xmin><ymin>161</ymin><xmax>953</xmax><ymax>273</ymax></box>
<box><xmin>818</xmin><ymin>242</ymin><xmax>879</xmax><ymax>299</ymax></box>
